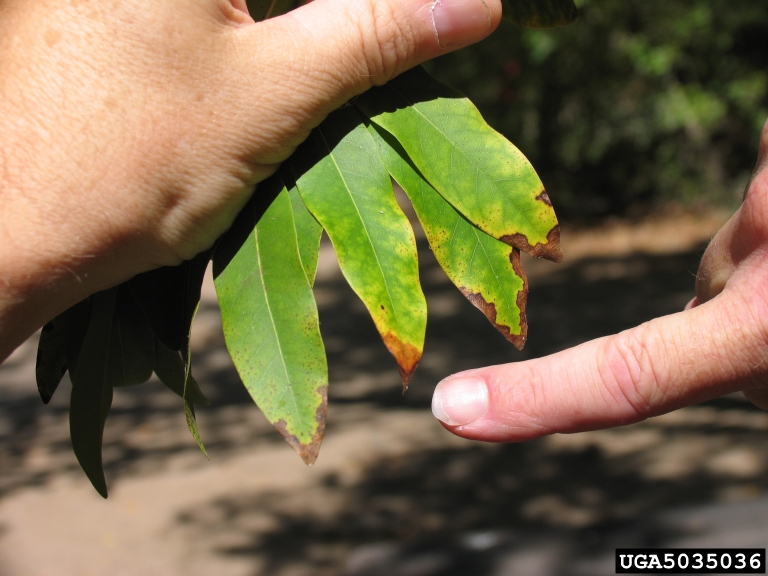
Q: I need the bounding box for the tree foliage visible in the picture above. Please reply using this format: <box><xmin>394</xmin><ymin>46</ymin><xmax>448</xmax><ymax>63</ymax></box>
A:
<box><xmin>426</xmin><ymin>0</ymin><xmax>768</xmax><ymax>218</ymax></box>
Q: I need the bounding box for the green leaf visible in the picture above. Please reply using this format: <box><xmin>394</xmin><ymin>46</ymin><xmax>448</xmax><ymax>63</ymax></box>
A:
<box><xmin>153</xmin><ymin>337</ymin><xmax>210</xmax><ymax>457</ymax></box>
<box><xmin>107</xmin><ymin>286</ymin><xmax>155</xmax><ymax>387</ymax></box>
<box><xmin>69</xmin><ymin>288</ymin><xmax>117</xmax><ymax>499</ymax></box>
<box><xmin>184</xmin><ymin>401</ymin><xmax>208</xmax><ymax>459</ymax></box>
<box><xmin>357</xmin><ymin>66</ymin><xmax>562</xmax><ymax>263</ymax></box>
<box><xmin>213</xmin><ymin>173</ymin><xmax>328</xmax><ymax>465</ymax></box>
<box><xmin>288</xmin><ymin>107</ymin><xmax>427</xmax><ymax>389</ymax></box>
<box><xmin>128</xmin><ymin>250</ymin><xmax>211</xmax><ymax>353</ymax></box>
<box><xmin>36</xmin><ymin>297</ymin><xmax>92</xmax><ymax>404</ymax></box>
<box><xmin>284</xmin><ymin>170</ymin><xmax>323</xmax><ymax>285</ymax></box>
<box><xmin>370</xmin><ymin>125</ymin><xmax>529</xmax><ymax>349</ymax></box>
<box><xmin>502</xmin><ymin>0</ymin><xmax>578</xmax><ymax>28</ymax></box>
<box><xmin>153</xmin><ymin>339</ymin><xmax>209</xmax><ymax>407</ymax></box>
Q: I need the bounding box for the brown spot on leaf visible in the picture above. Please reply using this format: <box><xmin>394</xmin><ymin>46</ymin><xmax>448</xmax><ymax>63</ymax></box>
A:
<box><xmin>380</xmin><ymin>332</ymin><xmax>422</xmax><ymax>392</ymax></box>
<box><xmin>460</xmin><ymin>248</ymin><xmax>529</xmax><ymax>350</ymax></box>
<box><xmin>272</xmin><ymin>385</ymin><xmax>327</xmax><ymax>466</ymax></box>
<box><xmin>536</xmin><ymin>190</ymin><xmax>553</xmax><ymax>206</ymax></box>
<box><xmin>501</xmin><ymin>224</ymin><xmax>563</xmax><ymax>263</ymax></box>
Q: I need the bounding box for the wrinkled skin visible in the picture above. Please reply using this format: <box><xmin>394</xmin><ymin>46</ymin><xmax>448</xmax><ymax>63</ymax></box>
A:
<box><xmin>433</xmin><ymin>119</ymin><xmax>768</xmax><ymax>438</ymax></box>
<box><xmin>0</xmin><ymin>0</ymin><xmax>500</xmax><ymax>361</ymax></box>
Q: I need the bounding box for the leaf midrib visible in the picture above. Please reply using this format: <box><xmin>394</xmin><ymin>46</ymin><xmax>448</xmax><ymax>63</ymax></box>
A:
<box><xmin>316</xmin><ymin>127</ymin><xmax>401</xmax><ymax>335</ymax></box>
<box><xmin>253</xmin><ymin>219</ymin><xmax>304</xmax><ymax>428</ymax></box>
<box><xmin>384</xmin><ymin>84</ymin><xmax>542</xmax><ymax>234</ymax></box>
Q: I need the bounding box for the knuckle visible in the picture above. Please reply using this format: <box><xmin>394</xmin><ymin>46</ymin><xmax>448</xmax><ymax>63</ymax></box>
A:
<box><xmin>357</xmin><ymin>0</ymin><xmax>416</xmax><ymax>85</ymax></box>
<box><xmin>600</xmin><ymin>328</ymin><xmax>663</xmax><ymax>420</ymax></box>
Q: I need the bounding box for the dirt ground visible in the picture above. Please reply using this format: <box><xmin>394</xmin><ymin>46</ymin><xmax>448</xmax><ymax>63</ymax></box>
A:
<box><xmin>3</xmin><ymin>208</ymin><xmax>768</xmax><ymax>576</ymax></box>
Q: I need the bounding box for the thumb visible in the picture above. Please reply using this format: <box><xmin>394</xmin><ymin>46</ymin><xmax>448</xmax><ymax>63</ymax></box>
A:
<box><xmin>225</xmin><ymin>0</ymin><xmax>501</xmax><ymax>161</ymax></box>
<box><xmin>431</xmin><ymin>283</ymin><xmax>768</xmax><ymax>442</ymax></box>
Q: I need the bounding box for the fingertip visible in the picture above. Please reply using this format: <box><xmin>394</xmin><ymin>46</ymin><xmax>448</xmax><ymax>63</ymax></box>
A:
<box><xmin>432</xmin><ymin>0</ymin><xmax>502</xmax><ymax>49</ymax></box>
<box><xmin>432</xmin><ymin>376</ymin><xmax>489</xmax><ymax>426</ymax></box>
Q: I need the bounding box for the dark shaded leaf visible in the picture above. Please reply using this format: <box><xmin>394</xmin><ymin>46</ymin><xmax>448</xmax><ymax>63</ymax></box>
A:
<box><xmin>128</xmin><ymin>250</ymin><xmax>211</xmax><ymax>352</ymax></box>
<box><xmin>69</xmin><ymin>288</ymin><xmax>117</xmax><ymax>498</ymax></box>
<box><xmin>107</xmin><ymin>285</ymin><xmax>155</xmax><ymax>387</ymax></box>
<box><xmin>246</xmin><ymin>0</ymin><xmax>300</xmax><ymax>21</ymax></box>
<box><xmin>36</xmin><ymin>297</ymin><xmax>92</xmax><ymax>404</ymax></box>
<box><xmin>214</xmin><ymin>173</ymin><xmax>327</xmax><ymax>464</ymax></box>
<box><xmin>153</xmin><ymin>339</ymin><xmax>209</xmax><ymax>407</ymax></box>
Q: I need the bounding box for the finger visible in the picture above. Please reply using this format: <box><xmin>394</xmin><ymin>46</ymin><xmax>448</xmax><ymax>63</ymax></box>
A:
<box><xmin>431</xmin><ymin>282</ymin><xmax>768</xmax><ymax>442</ymax></box>
<box><xmin>695</xmin><ymin>210</ymin><xmax>741</xmax><ymax>304</ymax></box>
<box><xmin>224</xmin><ymin>0</ymin><xmax>502</xmax><ymax>162</ymax></box>
<box><xmin>743</xmin><ymin>388</ymin><xmax>768</xmax><ymax>411</ymax></box>
<box><xmin>696</xmin><ymin>123</ymin><xmax>768</xmax><ymax>305</ymax></box>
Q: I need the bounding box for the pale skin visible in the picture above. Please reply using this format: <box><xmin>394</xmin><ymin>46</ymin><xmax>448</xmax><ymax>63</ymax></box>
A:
<box><xmin>0</xmin><ymin>0</ymin><xmax>766</xmax><ymax>442</ymax></box>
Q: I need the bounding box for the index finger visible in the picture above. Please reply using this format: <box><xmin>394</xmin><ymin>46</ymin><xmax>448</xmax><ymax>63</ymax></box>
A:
<box><xmin>431</xmin><ymin>279</ymin><xmax>768</xmax><ymax>442</ymax></box>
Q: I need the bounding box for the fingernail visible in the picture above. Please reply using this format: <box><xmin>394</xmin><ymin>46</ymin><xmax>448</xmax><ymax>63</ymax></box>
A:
<box><xmin>431</xmin><ymin>0</ymin><xmax>493</xmax><ymax>48</ymax></box>
<box><xmin>685</xmin><ymin>296</ymin><xmax>698</xmax><ymax>311</ymax></box>
<box><xmin>432</xmin><ymin>377</ymin><xmax>488</xmax><ymax>426</ymax></box>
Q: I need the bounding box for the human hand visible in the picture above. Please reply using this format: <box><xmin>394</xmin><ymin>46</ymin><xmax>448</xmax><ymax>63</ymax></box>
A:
<box><xmin>432</xmin><ymin>118</ymin><xmax>768</xmax><ymax>440</ymax></box>
<box><xmin>0</xmin><ymin>0</ymin><xmax>501</xmax><ymax>361</ymax></box>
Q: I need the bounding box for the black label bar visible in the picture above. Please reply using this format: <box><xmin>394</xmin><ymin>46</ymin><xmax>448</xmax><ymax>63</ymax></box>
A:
<box><xmin>616</xmin><ymin>549</ymin><xmax>766</xmax><ymax>574</ymax></box>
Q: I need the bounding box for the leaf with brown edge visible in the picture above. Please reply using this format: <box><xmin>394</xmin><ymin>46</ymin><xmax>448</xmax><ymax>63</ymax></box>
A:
<box><xmin>213</xmin><ymin>172</ymin><xmax>327</xmax><ymax>465</ymax></box>
<box><xmin>369</xmin><ymin>123</ymin><xmax>529</xmax><ymax>348</ymax></box>
<box><xmin>357</xmin><ymin>66</ymin><xmax>562</xmax><ymax>263</ymax></box>
<box><xmin>287</xmin><ymin>107</ymin><xmax>427</xmax><ymax>390</ymax></box>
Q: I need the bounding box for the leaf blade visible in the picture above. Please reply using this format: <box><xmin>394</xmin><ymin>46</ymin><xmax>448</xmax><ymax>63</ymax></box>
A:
<box><xmin>153</xmin><ymin>339</ymin><xmax>209</xmax><ymax>407</ymax></box>
<box><xmin>128</xmin><ymin>250</ymin><xmax>210</xmax><ymax>353</ymax></box>
<box><xmin>357</xmin><ymin>66</ymin><xmax>562</xmax><ymax>262</ymax></box>
<box><xmin>283</xmin><ymin>170</ymin><xmax>323</xmax><ymax>286</ymax></box>
<box><xmin>289</xmin><ymin>108</ymin><xmax>427</xmax><ymax>388</ymax></box>
<box><xmin>69</xmin><ymin>288</ymin><xmax>117</xmax><ymax>498</ymax></box>
<box><xmin>370</xmin><ymin>125</ymin><xmax>529</xmax><ymax>348</ymax></box>
<box><xmin>36</xmin><ymin>297</ymin><xmax>92</xmax><ymax>404</ymax></box>
<box><xmin>213</xmin><ymin>174</ymin><xmax>327</xmax><ymax>464</ymax></box>
<box><xmin>107</xmin><ymin>285</ymin><xmax>155</xmax><ymax>388</ymax></box>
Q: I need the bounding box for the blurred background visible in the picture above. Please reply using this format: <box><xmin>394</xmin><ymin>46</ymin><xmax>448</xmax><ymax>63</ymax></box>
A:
<box><xmin>1</xmin><ymin>0</ymin><xmax>767</xmax><ymax>574</ymax></box>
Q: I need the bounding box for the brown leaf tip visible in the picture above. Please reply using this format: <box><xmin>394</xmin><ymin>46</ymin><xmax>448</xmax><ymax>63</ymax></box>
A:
<box><xmin>381</xmin><ymin>332</ymin><xmax>422</xmax><ymax>392</ymax></box>
<box><xmin>272</xmin><ymin>386</ymin><xmax>328</xmax><ymax>466</ymax></box>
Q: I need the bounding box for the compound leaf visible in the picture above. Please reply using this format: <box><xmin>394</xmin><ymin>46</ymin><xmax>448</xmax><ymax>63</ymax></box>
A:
<box><xmin>357</xmin><ymin>66</ymin><xmax>562</xmax><ymax>263</ymax></box>
<box><xmin>502</xmin><ymin>0</ymin><xmax>577</xmax><ymax>28</ymax></box>
<box><xmin>69</xmin><ymin>288</ymin><xmax>117</xmax><ymax>498</ymax></box>
<box><xmin>36</xmin><ymin>297</ymin><xmax>92</xmax><ymax>404</ymax></box>
<box><xmin>213</xmin><ymin>173</ymin><xmax>327</xmax><ymax>465</ymax></box>
<box><xmin>107</xmin><ymin>285</ymin><xmax>155</xmax><ymax>388</ymax></box>
<box><xmin>371</xmin><ymin>125</ymin><xmax>529</xmax><ymax>349</ymax></box>
<box><xmin>288</xmin><ymin>107</ymin><xmax>427</xmax><ymax>389</ymax></box>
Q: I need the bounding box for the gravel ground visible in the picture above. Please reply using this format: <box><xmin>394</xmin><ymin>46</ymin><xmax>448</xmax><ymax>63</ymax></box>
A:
<box><xmin>3</xmin><ymin>208</ymin><xmax>767</xmax><ymax>576</ymax></box>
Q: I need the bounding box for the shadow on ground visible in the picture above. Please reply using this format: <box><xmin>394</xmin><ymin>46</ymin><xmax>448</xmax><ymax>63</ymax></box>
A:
<box><xmin>3</xmin><ymin>227</ymin><xmax>768</xmax><ymax>575</ymax></box>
